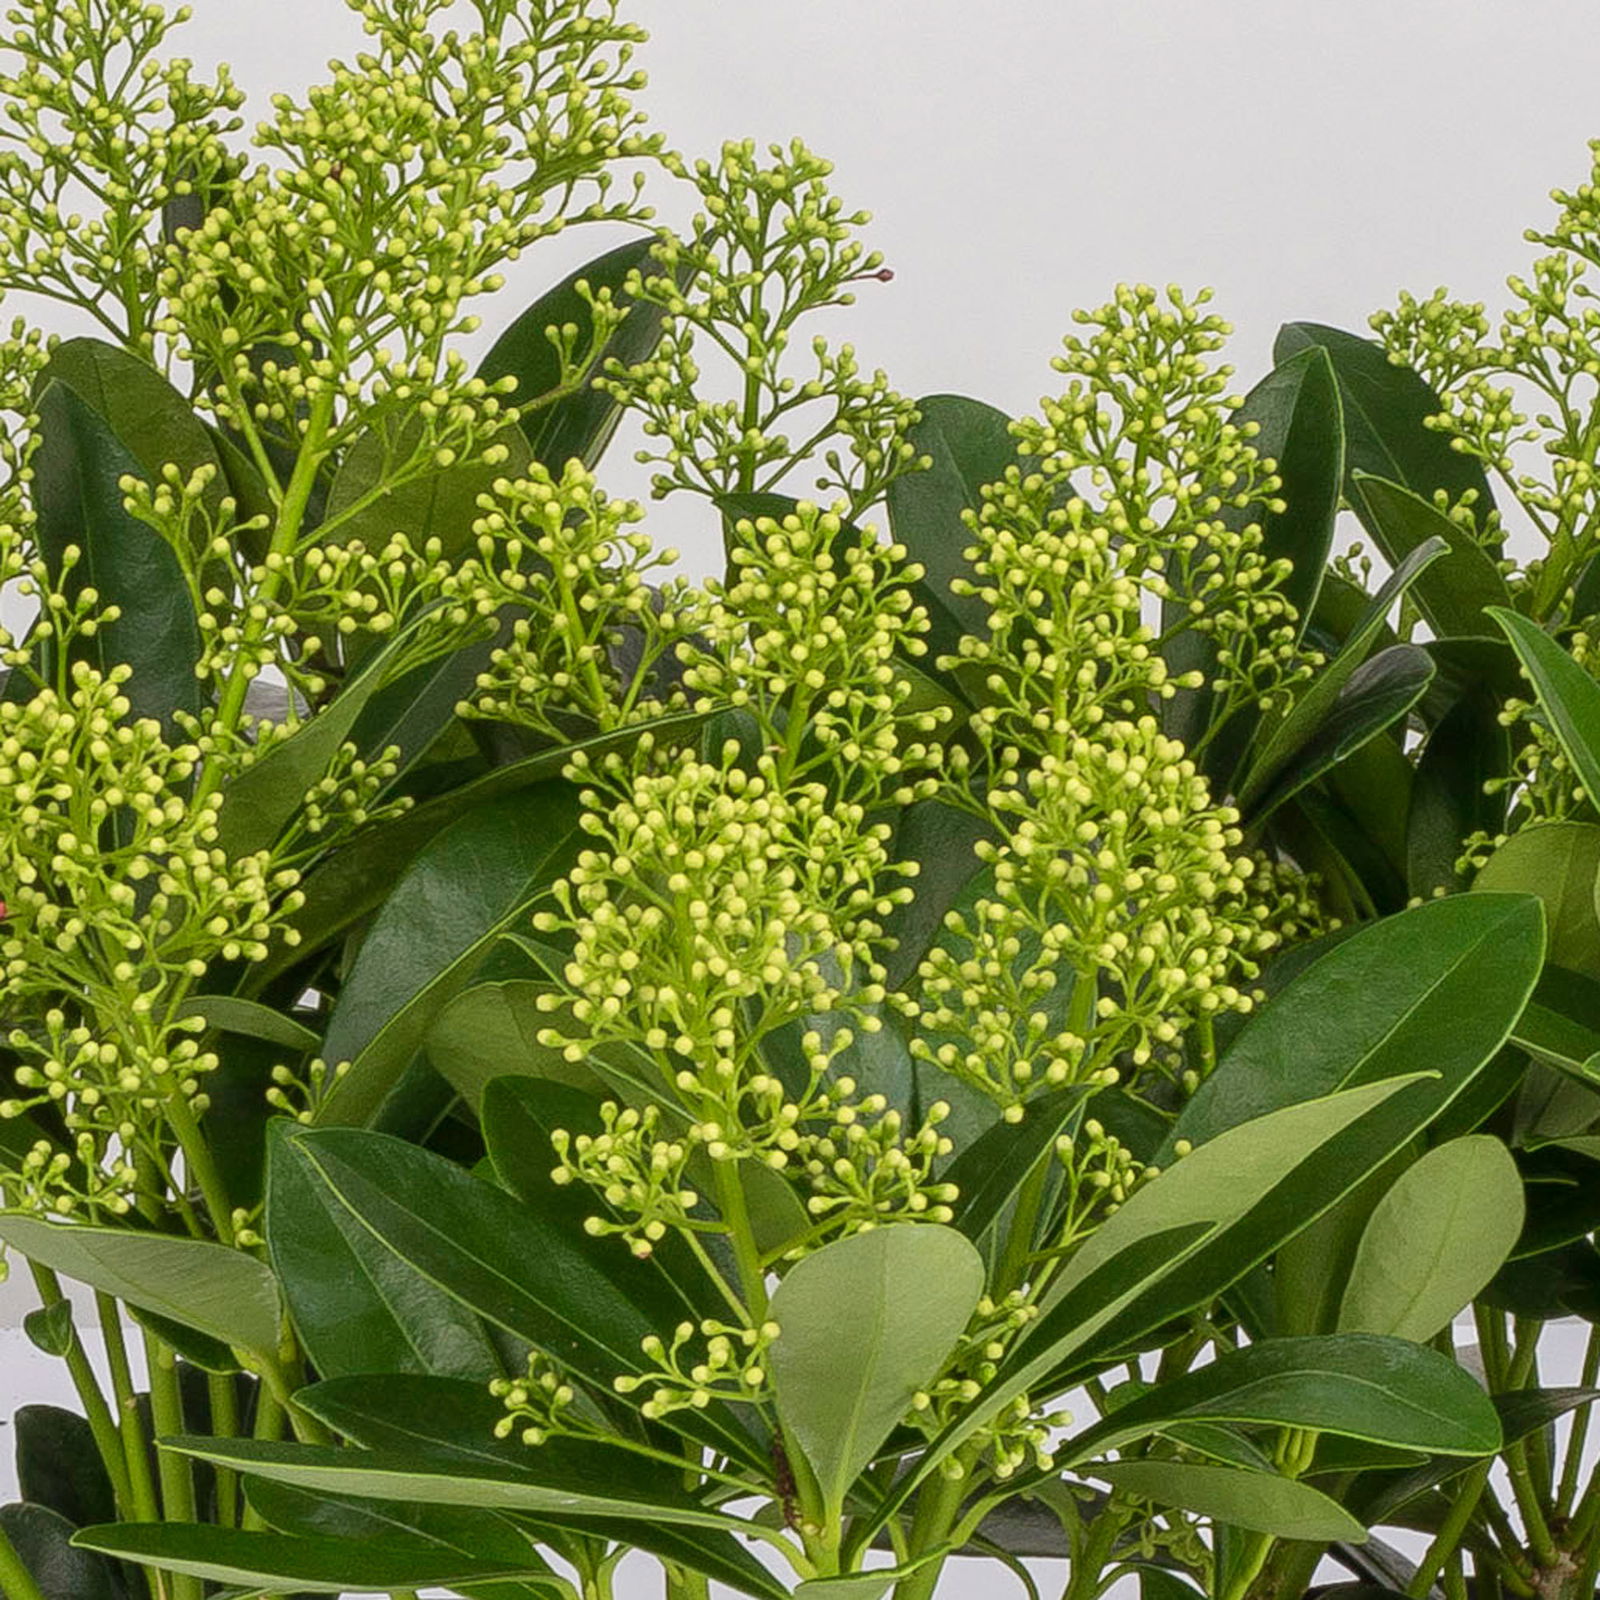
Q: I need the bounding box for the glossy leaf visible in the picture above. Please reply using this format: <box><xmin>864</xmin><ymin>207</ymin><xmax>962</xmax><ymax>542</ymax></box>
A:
<box><xmin>31</xmin><ymin>379</ymin><xmax>202</xmax><ymax>727</ymax></box>
<box><xmin>426</xmin><ymin>981</ymin><xmax>609</xmax><ymax>1108</ymax></box>
<box><xmin>1086</xmin><ymin>1460</ymin><xmax>1364</xmax><ymax>1541</ymax></box>
<box><xmin>323</xmin><ymin>415</ymin><xmax>534</xmax><ymax>561</ymax></box>
<box><xmin>1493</xmin><ymin>606</ymin><xmax>1600</xmax><ymax>806</ymax></box>
<box><xmin>266</xmin><ymin>1127</ymin><xmax>498</xmax><ymax>1381</ymax></box>
<box><xmin>315</xmin><ymin>784</ymin><xmax>582</xmax><ymax>1126</ymax></box>
<box><xmin>1237</xmin><ymin>538</ymin><xmax>1446</xmax><ymax>811</ymax></box>
<box><xmin>943</xmin><ymin>1085</ymin><xmax>1094</xmax><ymax>1243</ymax></box>
<box><xmin>1062</xmin><ymin>1334</ymin><xmax>1499</xmax><ymax>1467</ymax></box>
<box><xmin>1336</xmin><ymin>1138</ymin><xmax>1523</xmax><ymax>1341</ymax></box>
<box><xmin>1243</xmin><ymin>643</ymin><xmax>1434</xmax><ymax>824</ymax></box>
<box><xmin>886</xmin><ymin>393</ymin><xmax>1020</xmax><ymax>663</ymax></box>
<box><xmin>479</xmin><ymin>238</ymin><xmax>674</xmax><ymax>473</ymax></box>
<box><xmin>15</xmin><ymin>1406</ymin><xmax>115</xmax><ymax>1531</ymax></box>
<box><xmin>181</xmin><ymin>996</ymin><xmax>319</xmax><ymax>1055</ymax></box>
<box><xmin>159</xmin><ymin>1435</ymin><xmax>753</xmax><ymax>1531</ymax></box>
<box><xmin>1</xmin><ymin>1504</ymin><xmax>125</xmax><ymax>1600</ymax></box>
<box><xmin>252</xmin><ymin>710</ymin><xmax>701</xmax><ymax>990</ymax></box>
<box><xmin>878</xmin><ymin>799</ymin><xmax>992</xmax><ymax>990</ymax></box>
<box><xmin>71</xmin><ymin>1520</ymin><xmax>553</xmax><ymax>1593</ymax></box>
<box><xmin>0</xmin><ymin>1213</ymin><xmax>280</xmax><ymax>1358</ymax></box>
<box><xmin>769</xmin><ymin>1225</ymin><xmax>984</xmax><ymax>1515</ymax></box>
<box><xmin>1352</xmin><ymin>474</ymin><xmax>1512</xmax><ymax>638</ymax></box>
<box><xmin>1275</xmin><ymin>322</ymin><xmax>1497</xmax><ymax>535</ymax></box>
<box><xmin>1408</xmin><ymin>689</ymin><xmax>1510</xmax><ymax>897</ymax></box>
<box><xmin>277</xmin><ymin>1129</ymin><xmax>757</xmax><ymax>1465</ymax></box>
<box><xmin>1512</xmin><ymin>966</ymin><xmax>1600</xmax><ymax>1085</ymax></box>
<box><xmin>1474</xmin><ymin>822</ymin><xmax>1600</xmax><ymax>976</ymax></box>
<box><xmin>287</xmin><ymin>1376</ymin><xmax>786</xmax><ymax>1600</ymax></box>
<box><xmin>215</xmin><ymin>609</ymin><xmax>448</xmax><ymax>857</ymax></box>
<box><xmin>1166</xmin><ymin>892</ymin><xmax>1545</xmax><ymax>1155</ymax></box>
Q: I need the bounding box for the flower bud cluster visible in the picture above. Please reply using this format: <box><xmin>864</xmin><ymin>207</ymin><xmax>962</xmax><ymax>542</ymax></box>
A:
<box><xmin>599</xmin><ymin>139</ymin><xmax>921</xmax><ymax>514</ymax></box>
<box><xmin>1053</xmin><ymin>1117</ymin><xmax>1156</xmax><ymax>1247</ymax></box>
<box><xmin>0</xmin><ymin>659</ymin><xmax>303</xmax><ymax>1211</ymax></box>
<box><xmin>0</xmin><ymin>0</ymin><xmax>246</xmax><ymax>347</ymax></box>
<box><xmin>612</xmin><ymin>1317</ymin><xmax>779</xmax><ymax>1420</ymax></box>
<box><xmin>678</xmin><ymin>500</ymin><xmax>950</xmax><ymax>805</ymax></box>
<box><xmin>491</xmin><ymin>1351</ymin><xmax>590</xmax><ymax>1446</ymax></box>
<box><xmin>464</xmin><ymin>464</ymin><xmax>697</xmax><ymax>736</ymax></box>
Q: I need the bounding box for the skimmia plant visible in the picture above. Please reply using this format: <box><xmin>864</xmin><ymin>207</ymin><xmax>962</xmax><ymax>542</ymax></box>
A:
<box><xmin>0</xmin><ymin>4</ymin><xmax>1580</xmax><ymax>1600</ymax></box>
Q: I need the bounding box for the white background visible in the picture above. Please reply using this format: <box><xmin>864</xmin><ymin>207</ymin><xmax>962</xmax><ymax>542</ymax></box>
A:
<box><xmin>7</xmin><ymin>0</ymin><xmax>1600</xmax><ymax>1594</ymax></box>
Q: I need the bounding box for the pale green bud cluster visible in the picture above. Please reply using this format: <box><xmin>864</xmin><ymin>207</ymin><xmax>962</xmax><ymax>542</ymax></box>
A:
<box><xmin>678</xmin><ymin>501</ymin><xmax>950</xmax><ymax>805</ymax></box>
<box><xmin>599</xmin><ymin>139</ymin><xmax>921</xmax><ymax>515</ymax></box>
<box><xmin>492</xmin><ymin>1350</ymin><xmax>587</xmax><ymax>1445</ymax></box>
<box><xmin>0</xmin><ymin>660</ymin><xmax>303</xmax><ymax>1211</ymax></box>
<box><xmin>613</xmin><ymin>1317</ymin><xmax>779</xmax><ymax>1420</ymax></box>
<box><xmin>464</xmin><ymin>463</ymin><xmax>696</xmax><ymax>735</ymax></box>
<box><xmin>1053</xmin><ymin>1116</ymin><xmax>1155</xmax><ymax>1247</ymax></box>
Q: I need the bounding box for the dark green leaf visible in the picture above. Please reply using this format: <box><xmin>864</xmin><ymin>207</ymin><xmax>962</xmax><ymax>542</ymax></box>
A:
<box><xmin>0</xmin><ymin>1214</ymin><xmax>280</xmax><ymax>1358</ymax></box>
<box><xmin>886</xmin><ymin>393</ymin><xmax>1021</xmax><ymax>664</ymax></box>
<box><xmin>181</xmin><ymin>996</ymin><xmax>319</xmax><ymax>1055</ymax></box>
<box><xmin>315</xmin><ymin>784</ymin><xmax>582</xmax><ymax>1126</ymax></box>
<box><xmin>878</xmin><ymin>800</ymin><xmax>991</xmax><ymax>990</ymax></box>
<box><xmin>1352</xmin><ymin>474</ymin><xmax>1512</xmax><ymax>638</ymax></box>
<box><xmin>267</xmin><ymin>1126</ymin><xmax>499</xmax><ymax>1381</ymax></box>
<box><xmin>278</xmin><ymin>1130</ymin><xmax>759</xmax><ymax>1466</ymax></box>
<box><xmin>71</xmin><ymin>1520</ymin><xmax>554</xmax><ymax>1593</ymax></box>
<box><xmin>38</xmin><ymin>339</ymin><xmax>227</xmax><ymax>519</ymax></box>
<box><xmin>1237</xmin><ymin>538</ymin><xmax>1446</xmax><ymax>811</ymax></box>
<box><xmin>1492</xmin><ymin>606</ymin><xmax>1600</xmax><ymax>807</ymax></box>
<box><xmin>1408</xmin><ymin>689</ymin><xmax>1510</xmax><ymax>897</ymax></box>
<box><xmin>22</xmin><ymin>1302</ymin><xmax>74</xmax><ymax>1359</ymax></box>
<box><xmin>1</xmin><ymin>1504</ymin><xmax>126</xmax><ymax>1600</ymax></box>
<box><xmin>1166</xmin><ymin>893</ymin><xmax>1545</xmax><ymax>1155</ymax></box>
<box><xmin>478</xmin><ymin>237</ymin><xmax>673</xmax><ymax>473</ymax></box>
<box><xmin>1244</xmin><ymin>643</ymin><xmax>1433</xmax><ymax>824</ymax></box>
<box><xmin>943</xmin><ymin>1085</ymin><xmax>1094</xmax><ymax>1243</ymax></box>
<box><xmin>427</xmin><ymin>981</ymin><xmax>609</xmax><ymax>1108</ymax></box>
<box><xmin>31</xmin><ymin>379</ymin><xmax>202</xmax><ymax>727</ymax></box>
<box><xmin>15</xmin><ymin>1407</ymin><xmax>115</xmax><ymax>1529</ymax></box>
<box><xmin>1274</xmin><ymin>322</ymin><xmax>1497</xmax><ymax>539</ymax></box>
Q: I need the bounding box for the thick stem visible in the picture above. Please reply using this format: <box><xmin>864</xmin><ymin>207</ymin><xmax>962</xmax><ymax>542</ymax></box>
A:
<box><xmin>142</xmin><ymin>1332</ymin><xmax>203</xmax><ymax>1600</ymax></box>
<box><xmin>97</xmin><ymin>1294</ymin><xmax>161</xmax><ymax>1526</ymax></box>
<box><xmin>206</xmin><ymin>1372</ymin><xmax>241</xmax><ymax>1528</ymax></box>
<box><xmin>26</xmin><ymin>1265</ymin><xmax>132</xmax><ymax>1513</ymax></box>
<box><xmin>710</xmin><ymin>1161</ymin><xmax>768</xmax><ymax>1319</ymax></box>
<box><xmin>1407</xmin><ymin>1458</ymin><xmax>1494</xmax><ymax>1599</ymax></box>
<box><xmin>890</xmin><ymin>1468</ymin><xmax>969</xmax><ymax>1600</ymax></box>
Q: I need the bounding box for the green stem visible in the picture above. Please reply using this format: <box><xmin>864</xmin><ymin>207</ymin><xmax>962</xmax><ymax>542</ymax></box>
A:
<box><xmin>163</xmin><ymin>1092</ymin><xmax>233</xmax><ymax>1246</ymax></box>
<box><xmin>26</xmin><ymin>1265</ymin><xmax>132</xmax><ymax>1513</ymax></box>
<box><xmin>1407</xmin><ymin>1458</ymin><xmax>1494</xmax><ymax>1599</ymax></box>
<box><xmin>890</xmin><ymin>1467</ymin><xmax>970</xmax><ymax>1600</ymax></box>
<box><xmin>1558</xmin><ymin>1324</ymin><xmax>1600</xmax><ymax>1518</ymax></box>
<box><xmin>663</xmin><ymin>1565</ymin><xmax>709</xmax><ymax>1600</ymax></box>
<box><xmin>1219</xmin><ymin>1530</ymin><xmax>1273</xmax><ymax>1600</ymax></box>
<box><xmin>0</xmin><ymin>1517</ymin><xmax>51</xmax><ymax>1600</ymax></box>
<box><xmin>710</xmin><ymin>1161</ymin><xmax>768</xmax><ymax>1319</ymax></box>
<box><xmin>97</xmin><ymin>1294</ymin><xmax>161</xmax><ymax>1523</ymax></box>
<box><xmin>207</xmin><ymin>1373</ymin><xmax>241</xmax><ymax>1529</ymax></box>
<box><xmin>142</xmin><ymin>1332</ymin><xmax>203</xmax><ymax>1600</ymax></box>
<box><xmin>994</xmin><ymin>1153</ymin><xmax>1051</xmax><ymax>1299</ymax></box>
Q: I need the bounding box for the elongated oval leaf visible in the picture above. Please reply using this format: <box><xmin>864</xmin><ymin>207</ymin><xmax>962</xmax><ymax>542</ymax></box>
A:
<box><xmin>1492</xmin><ymin>605</ymin><xmax>1600</xmax><ymax>807</ymax></box>
<box><xmin>428</xmin><ymin>981</ymin><xmax>608</xmax><ymax>1108</ymax></box>
<box><xmin>1087</xmin><ymin>1460</ymin><xmax>1364</xmax><ymax>1542</ymax></box>
<box><xmin>159</xmin><ymin>1436</ymin><xmax>752</xmax><ymax>1531</ymax></box>
<box><xmin>1</xmin><ymin>1504</ymin><xmax>124</xmax><ymax>1600</ymax></box>
<box><xmin>886</xmin><ymin>393</ymin><xmax>1021</xmax><ymax>663</ymax></box>
<box><xmin>31</xmin><ymin>379</ymin><xmax>202</xmax><ymax>727</ymax></box>
<box><xmin>71</xmin><ymin>1520</ymin><xmax>553</xmax><ymax>1593</ymax></box>
<box><xmin>770</xmin><ymin>1225</ymin><xmax>983</xmax><ymax>1516</ymax></box>
<box><xmin>1338</xmin><ymin>1136</ymin><xmax>1524</xmax><ymax>1342</ymax></box>
<box><xmin>1237</xmin><ymin>538</ymin><xmax>1446</xmax><ymax>810</ymax></box>
<box><xmin>181</xmin><ymin>995</ymin><xmax>319</xmax><ymax>1055</ymax></box>
<box><xmin>478</xmin><ymin>237</ymin><xmax>673</xmax><ymax>473</ymax></box>
<box><xmin>1062</xmin><ymin>1333</ymin><xmax>1499</xmax><ymax>1467</ymax></box>
<box><xmin>266</xmin><ymin>1127</ymin><xmax>498</xmax><ymax>1382</ymax></box>
<box><xmin>315</xmin><ymin>783</ymin><xmax>582</xmax><ymax>1126</ymax></box>
<box><xmin>1474</xmin><ymin>822</ymin><xmax>1600</xmax><ymax>976</ymax></box>
<box><xmin>1274</xmin><ymin>322</ymin><xmax>1497</xmax><ymax>536</ymax></box>
<box><xmin>1165</xmin><ymin>892</ymin><xmax>1546</xmax><ymax>1156</ymax></box>
<box><xmin>1408</xmin><ymin>689</ymin><xmax>1510</xmax><ymax>898</ymax></box>
<box><xmin>0</xmin><ymin>1213</ymin><xmax>280</xmax><ymax>1358</ymax></box>
<box><xmin>1352</xmin><ymin>474</ymin><xmax>1511</xmax><ymax>638</ymax></box>
<box><xmin>1244</xmin><ymin>643</ymin><xmax>1434</xmax><ymax>824</ymax></box>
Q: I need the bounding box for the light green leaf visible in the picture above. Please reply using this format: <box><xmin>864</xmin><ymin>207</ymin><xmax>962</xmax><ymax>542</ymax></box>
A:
<box><xmin>180</xmin><ymin>996</ymin><xmax>319</xmax><ymax>1055</ymax></box>
<box><xmin>1338</xmin><ymin>1136</ymin><xmax>1525</xmax><ymax>1342</ymax></box>
<box><xmin>1474</xmin><ymin>822</ymin><xmax>1600</xmax><ymax>977</ymax></box>
<box><xmin>1085</xmin><ymin>1461</ymin><xmax>1364</xmax><ymax>1542</ymax></box>
<box><xmin>0</xmin><ymin>1214</ymin><xmax>280</xmax><ymax>1358</ymax></box>
<box><xmin>426</xmin><ymin>980</ymin><xmax>609</xmax><ymax>1108</ymax></box>
<box><xmin>769</xmin><ymin>1225</ymin><xmax>983</xmax><ymax>1517</ymax></box>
